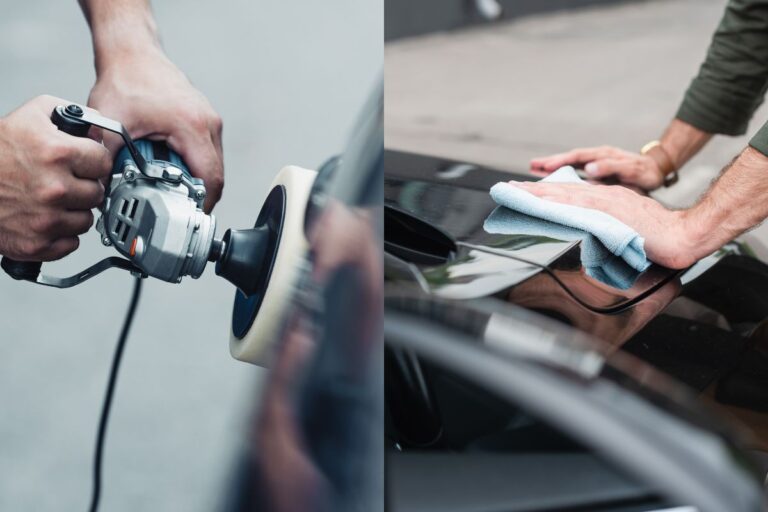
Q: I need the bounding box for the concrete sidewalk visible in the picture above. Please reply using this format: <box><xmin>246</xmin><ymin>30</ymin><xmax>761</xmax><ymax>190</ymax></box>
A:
<box><xmin>385</xmin><ymin>0</ymin><xmax>768</xmax><ymax>227</ymax></box>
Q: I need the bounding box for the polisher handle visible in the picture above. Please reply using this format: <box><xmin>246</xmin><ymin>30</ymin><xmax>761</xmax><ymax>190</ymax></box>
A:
<box><xmin>112</xmin><ymin>139</ymin><xmax>191</xmax><ymax>179</ymax></box>
<box><xmin>1</xmin><ymin>105</ymin><xmax>91</xmax><ymax>282</ymax></box>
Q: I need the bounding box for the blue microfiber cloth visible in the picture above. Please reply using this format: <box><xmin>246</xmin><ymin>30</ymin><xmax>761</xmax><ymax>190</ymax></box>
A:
<box><xmin>483</xmin><ymin>166</ymin><xmax>650</xmax><ymax>288</ymax></box>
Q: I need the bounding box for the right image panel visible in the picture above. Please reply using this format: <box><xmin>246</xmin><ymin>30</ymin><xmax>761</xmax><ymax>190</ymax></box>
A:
<box><xmin>384</xmin><ymin>1</ymin><xmax>768</xmax><ymax>511</ymax></box>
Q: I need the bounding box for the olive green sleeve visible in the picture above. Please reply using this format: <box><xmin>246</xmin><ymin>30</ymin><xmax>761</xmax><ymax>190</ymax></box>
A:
<box><xmin>676</xmin><ymin>0</ymin><xmax>768</xmax><ymax>146</ymax></box>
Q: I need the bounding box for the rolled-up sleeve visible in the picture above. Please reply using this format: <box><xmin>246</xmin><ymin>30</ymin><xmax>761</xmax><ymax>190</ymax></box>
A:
<box><xmin>676</xmin><ymin>0</ymin><xmax>768</xmax><ymax>150</ymax></box>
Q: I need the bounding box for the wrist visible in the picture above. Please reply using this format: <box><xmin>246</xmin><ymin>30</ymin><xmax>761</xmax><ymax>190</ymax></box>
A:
<box><xmin>681</xmin><ymin>196</ymin><xmax>741</xmax><ymax>262</ymax></box>
<box><xmin>94</xmin><ymin>39</ymin><xmax>164</xmax><ymax>77</ymax></box>
<box><xmin>677</xmin><ymin>208</ymin><xmax>708</xmax><ymax>259</ymax></box>
<box><xmin>87</xmin><ymin>7</ymin><xmax>162</xmax><ymax>75</ymax></box>
<box><xmin>641</xmin><ymin>140</ymin><xmax>678</xmax><ymax>187</ymax></box>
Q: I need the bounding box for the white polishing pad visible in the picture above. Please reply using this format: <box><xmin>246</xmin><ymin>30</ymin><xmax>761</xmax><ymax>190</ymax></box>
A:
<box><xmin>229</xmin><ymin>165</ymin><xmax>317</xmax><ymax>366</ymax></box>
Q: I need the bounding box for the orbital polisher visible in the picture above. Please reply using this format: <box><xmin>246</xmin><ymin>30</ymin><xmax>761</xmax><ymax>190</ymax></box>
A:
<box><xmin>1</xmin><ymin>104</ymin><xmax>317</xmax><ymax>365</ymax></box>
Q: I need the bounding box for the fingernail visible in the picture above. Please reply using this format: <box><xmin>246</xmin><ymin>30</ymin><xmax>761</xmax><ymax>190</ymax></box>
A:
<box><xmin>585</xmin><ymin>163</ymin><xmax>598</xmax><ymax>175</ymax></box>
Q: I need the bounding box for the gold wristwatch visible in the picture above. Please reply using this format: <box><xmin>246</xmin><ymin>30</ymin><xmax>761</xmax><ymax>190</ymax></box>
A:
<box><xmin>640</xmin><ymin>140</ymin><xmax>678</xmax><ymax>187</ymax></box>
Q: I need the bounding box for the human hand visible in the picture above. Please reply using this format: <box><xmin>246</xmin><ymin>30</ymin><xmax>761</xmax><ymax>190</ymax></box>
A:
<box><xmin>509</xmin><ymin>180</ymin><xmax>697</xmax><ymax>269</ymax></box>
<box><xmin>530</xmin><ymin>146</ymin><xmax>664</xmax><ymax>191</ymax></box>
<box><xmin>0</xmin><ymin>95</ymin><xmax>111</xmax><ymax>261</ymax></box>
<box><xmin>88</xmin><ymin>47</ymin><xmax>223</xmax><ymax>212</ymax></box>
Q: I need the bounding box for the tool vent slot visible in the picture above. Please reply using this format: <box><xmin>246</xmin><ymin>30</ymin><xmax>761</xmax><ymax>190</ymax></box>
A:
<box><xmin>128</xmin><ymin>198</ymin><xmax>139</xmax><ymax>219</ymax></box>
<box><xmin>119</xmin><ymin>223</ymin><xmax>129</xmax><ymax>243</ymax></box>
<box><xmin>119</xmin><ymin>199</ymin><xmax>129</xmax><ymax>216</ymax></box>
<box><xmin>113</xmin><ymin>220</ymin><xmax>124</xmax><ymax>237</ymax></box>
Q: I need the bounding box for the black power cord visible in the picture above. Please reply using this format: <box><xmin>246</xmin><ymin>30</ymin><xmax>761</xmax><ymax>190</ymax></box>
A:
<box><xmin>89</xmin><ymin>276</ymin><xmax>143</xmax><ymax>512</ymax></box>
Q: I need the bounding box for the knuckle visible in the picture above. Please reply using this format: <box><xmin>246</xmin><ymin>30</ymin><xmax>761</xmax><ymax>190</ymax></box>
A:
<box><xmin>209</xmin><ymin>173</ymin><xmax>224</xmax><ymax>193</ymax></box>
<box><xmin>49</xmin><ymin>238</ymin><xmax>78</xmax><ymax>261</ymax></box>
<box><xmin>22</xmin><ymin>237</ymin><xmax>50</xmax><ymax>258</ymax></box>
<box><xmin>90</xmin><ymin>184</ymin><xmax>106</xmax><ymax>206</ymax></box>
<box><xmin>210</xmin><ymin>114</ymin><xmax>223</xmax><ymax>133</ymax></box>
<box><xmin>186</xmin><ymin>111</ymin><xmax>209</xmax><ymax>131</ymax></box>
<box><xmin>41</xmin><ymin>139</ymin><xmax>74</xmax><ymax>164</ymax></box>
<box><xmin>31</xmin><ymin>213</ymin><xmax>59</xmax><ymax>235</ymax></box>
<box><xmin>609</xmin><ymin>185</ymin><xmax>626</xmax><ymax>195</ymax></box>
<box><xmin>37</xmin><ymin>178</ymin><xmax>68</xmax><ymax>205</ymax></box>
<box><xmin>79</xmin><ymin>211</ymin><xmax>95</xmax><ymax>232</ymax></box>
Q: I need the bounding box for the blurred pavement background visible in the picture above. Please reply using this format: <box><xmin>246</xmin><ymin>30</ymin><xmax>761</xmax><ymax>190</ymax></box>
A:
<box><xmin>0</xmin><ymin>1</ymin><xmax>381</xmax><ymax>511</ymax></box>
<box><xmin>385</xmin><ymin>0</ymin><xmax>768</xmax><ymax>255</ymax></box>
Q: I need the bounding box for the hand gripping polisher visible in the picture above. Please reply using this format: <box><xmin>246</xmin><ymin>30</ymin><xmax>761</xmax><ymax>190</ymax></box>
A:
<box><xmin>1</xmin><ymin>104</ymin><xmax>317</xmax><ymax>365</ymax></box>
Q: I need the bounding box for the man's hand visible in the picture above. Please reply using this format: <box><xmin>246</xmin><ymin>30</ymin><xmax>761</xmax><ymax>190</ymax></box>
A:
<box><xmin>509</xmin><ymin>181</ymin><xmax>698</xmax><ymax>269</ymax></box>
<box><xmin>530</xmin><ymin>146</ymin><xmax>665</xmax><ymax>190</ymax></box>
<box><xmin>530</xmin><ymin>120</ymin><xmax>713</xmax><ymax>192</ymax></box>
<box><xmin>0</xmin><ymin>95</ymin><xmax>111</xmax><ymax>261</ymax></box>
<box><xmin>88</xmin><ymin>49</ymin><xmax>223</xmax><ymax>213</ymax></box>
<box><xmin>80</xmin><ymin>0</ymin><xmax>224</xmax><ymax>212</ymax></box>
<box><xmin>519</xmin><ymin>145</ymin><xmax>768</xmax><ymax>270</ymax></box>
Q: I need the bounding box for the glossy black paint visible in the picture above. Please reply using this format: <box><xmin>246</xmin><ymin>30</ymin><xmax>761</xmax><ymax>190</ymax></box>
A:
<box><xmin>385</xmin><ymin>149</ymin><xmax>682</xmax><ymax>341</ymax></box>
<box><xmin>384</xmin><ymin>149</ymin><xmax>768</xmax><ymax>511</ymax></box>
<box><xmin>386</xmin><ymin>300</ymin><xmax>765</xmax><ymax>512</ymax></box>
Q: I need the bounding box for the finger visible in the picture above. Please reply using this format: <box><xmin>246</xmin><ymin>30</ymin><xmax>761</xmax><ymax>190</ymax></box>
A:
<box><xmin>38</xmin><ymin>237</ymin><xmax>80</xmax><ymax>262</ymax></box>
<box><xmin>529</xmin><ymin>149</ymin><xmax>591</xmax><ymax>171</ymax></box>
<box><xmin>512</xmin><ymin>182</ymin><xmax>585</xmax><ymax>202</ymax></box>
<box><xmin>209</xmin><ymin>115</ymin><xmax>224</xmax><ymax>166</ymax></box>
<box><xmin>512</xmin><ymin>181</ymin><xmax>585</xmax><ymax>193</ymax></box>
<box><xmin>55</xmin><ymin>132</ymin><xmax>113</xmax><ymax>180</ymax></box>
<box><xmin>60</xmin><ymin>177</ymin><xmax>105</xmax><ymax>210</ymax></box>
<box><xmin>531</xmin><ymin>147</ymin><xmax>611</xmax><ymax>172</ymax></box>
<box><xmin>584</xmin><ymin>158</ymin><xmax>632</xmax><ymax>179</ymax></box>
<box><xmin>529</xmin><ymin>168</ymin><xmax>551</xmax><ymax>178</ymax></box>
<box><xmin>37</xmin><ymin>97</ymin><xmax>105</xmax><ymax>144</ymax></box>
<box><xmin>515</xmin><ymin>181</ymin><xmax>621</xmax><ymax>211</ymax></box>
<box><xmin>202</xmin><ymin>130</ymin><xmax>224</xmax><ymax>212</ymax></box>
<box><xmin>530</xmin><ymin>152</ymin><xmax>576</xmax><ymax>171</ymax></box>
<box><xmin>86</xmin><ymin>125</ymin><xmax>105</xmax><ymax>145</ymax></box>
<box><xmin>167</xmin><ymin>129</ymin><xmax>224</xmax><ymax>213</ymax></box>
<box><xmin>36</xmin><ymin>210</ymin><xmax>95</xmax><ymax>237</ymax></box>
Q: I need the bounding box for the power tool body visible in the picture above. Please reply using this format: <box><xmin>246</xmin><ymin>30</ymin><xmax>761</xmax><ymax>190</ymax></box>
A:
<box><xmin>1</xmin><ymin>104</ymin><xmax>284</xmax><ymax>298</ymax></box>
<box><xmin>1</xmin><ymin>104</ymin><xmax>319</xmax><ymax>366</ymax></box>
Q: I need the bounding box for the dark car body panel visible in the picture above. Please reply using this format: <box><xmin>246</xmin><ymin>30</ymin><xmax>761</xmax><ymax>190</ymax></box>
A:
<box><xmin>385</xmin><ymin>150</ymin><xmax>682</xmax><ymax>343</ymax></box>
<box><xmin>384</xmin><ymin>149</ymin><xmax>768</xmax><ymax>511</ymax></box>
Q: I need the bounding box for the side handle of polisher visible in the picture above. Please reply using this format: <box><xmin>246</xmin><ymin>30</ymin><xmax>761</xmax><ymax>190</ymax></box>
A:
<box><xmin>1</xmin><ymin>105</ymin><xmax>91</xmax><ymax>282</ymax></box>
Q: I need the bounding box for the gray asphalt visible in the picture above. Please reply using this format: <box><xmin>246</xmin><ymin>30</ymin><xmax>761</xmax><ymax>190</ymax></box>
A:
<box><xmin>0</xmin><ymin>1</ymin><xmax>381</xmax><ymax>511</ymax></box>
<box><xmin>385</xmin><ymin>0</ymin><xmax>768</xmax><ymax>257</ymax></box>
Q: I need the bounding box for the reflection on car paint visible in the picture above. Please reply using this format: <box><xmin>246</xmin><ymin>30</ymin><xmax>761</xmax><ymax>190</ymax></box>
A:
<box><xmin>385</xmin><ymin>150</ymin><xmax>768</xmax><ymax>455</ymax></box>
<box><xmin>483</xmin><ymin>206</ymin><xmax>642</xmax><ymax>289</ymax></box>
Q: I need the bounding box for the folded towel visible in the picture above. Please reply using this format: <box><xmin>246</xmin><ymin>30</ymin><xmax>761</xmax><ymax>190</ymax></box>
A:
<box><xmin>483</xmin><ymin>166</ymin><xmax>650</xmax><ymax>283</ymax></box>
<box><xmin>484</xmin><ymin>208</ymin><xmax>641</xmax><ymax>289</ymax></box>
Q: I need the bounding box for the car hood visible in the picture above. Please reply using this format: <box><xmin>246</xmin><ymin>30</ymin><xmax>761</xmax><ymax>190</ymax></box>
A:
<box><xmin>384</xmin><ymin>150</ymin><xmax>681</xmax><ymax>312</ymax></box>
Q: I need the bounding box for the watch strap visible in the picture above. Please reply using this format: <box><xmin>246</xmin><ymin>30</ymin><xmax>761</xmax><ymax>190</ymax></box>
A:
<box><xmin>640</xmin><ymin>140</ymin><xmax>677</xmax><ymax>187</ymax></box>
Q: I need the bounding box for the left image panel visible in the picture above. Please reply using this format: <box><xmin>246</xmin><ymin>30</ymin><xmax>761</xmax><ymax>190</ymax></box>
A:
<box><xmin>0</xmin><ymin>1</ymin><xmax>382</xmax><ymax>511</ymax></box>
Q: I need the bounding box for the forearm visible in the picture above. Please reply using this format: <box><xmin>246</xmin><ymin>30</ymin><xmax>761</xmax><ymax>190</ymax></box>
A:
<box><xmin>684</xmin><ymin>146</ymin><xmax>768</xmax><ymax>259</ymax></box>
<box><xmin>78</xmin><ymin>0</ymin><xmax>162</xmax><ymax>74</ymax></box>
<box><xmin>659</xmin><ymin>118</ymin><xmax>712</xmax><ymax>171</ymax></box>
